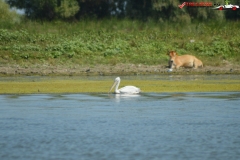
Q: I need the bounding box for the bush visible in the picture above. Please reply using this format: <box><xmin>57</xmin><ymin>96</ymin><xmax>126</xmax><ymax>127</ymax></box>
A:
<box><xmin>0</xmin><ymin>0</ymin><xmax>21</xmax><ymax>26</ymax></box>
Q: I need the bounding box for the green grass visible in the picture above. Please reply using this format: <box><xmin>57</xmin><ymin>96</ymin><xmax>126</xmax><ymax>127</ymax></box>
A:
<box><xmin>0</xmin><ymin>79</ymin><xmax>240</xmax><ymax>94</ymax></box>
<box><xmin>0</xmin><ymin>19</ymin><xmax>240</xmax><ymax>67</ymax></box>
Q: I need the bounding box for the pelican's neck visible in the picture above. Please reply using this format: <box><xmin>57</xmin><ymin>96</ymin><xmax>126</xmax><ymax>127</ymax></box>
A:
<box><xmin>115</xmin><ymin>79</ymin><xmax>120</xmax><ymax>93</ymax></box>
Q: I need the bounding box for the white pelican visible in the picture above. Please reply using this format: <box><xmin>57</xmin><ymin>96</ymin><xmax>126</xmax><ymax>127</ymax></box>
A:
<box><xmin>109</xmin><ymin>77</ymin><xmax>141</xmax><ymax>94</ymax></box>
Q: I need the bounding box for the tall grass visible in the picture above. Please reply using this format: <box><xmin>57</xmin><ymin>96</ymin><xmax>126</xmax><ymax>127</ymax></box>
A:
<box><xmin>0</xmin><ymin>19</ymin><xmax>240</xmax><ymax>67</ymax></box>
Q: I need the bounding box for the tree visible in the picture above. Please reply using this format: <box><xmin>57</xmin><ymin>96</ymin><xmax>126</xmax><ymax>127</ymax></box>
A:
<box><xmin>6</xmin><ymin>0</ymin><xmax>80</xmax><ymax>20</ymax></box>
<box><xmin>125</xmin><ymin>0</ymin><xmax>152</xmax><ymax>20</ymax></box>
<box><xmin>152</xmin><ymin>0</ymin><xmax>225</xmax><ymax>23</ymax></box>
<box><xmin>185</xmin><ymin>0</ymin><xmax>224</xmax><ymax>21</ymax></box>
<box><xmin>6</xmin><ymin>0</ymin><xmax>232</xmax><ymax>22</ymax></box>
<box><xmin>152</xmin><ymin>0</ymin><xmax>189</xmax><ymax>23</ymax></box>
<box><xmin>56</xmin><ymin>0</ymin><xmax>79</xmax><ymax>19</ymax></box>
<box><xmin>0</xmin><ymin>0</ymin><xmax>21</xmax><ymax>23</ymax></box>
<box><xmin>76</xmin><ymin>0</ymin><xmax>111</xmax><ymax>19</ymax></box>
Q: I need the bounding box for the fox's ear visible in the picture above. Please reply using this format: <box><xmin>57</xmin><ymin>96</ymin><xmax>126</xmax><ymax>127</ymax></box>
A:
<box><xmin>168</xmin><ymin>51</ymin><xmax>173</xmax><ymax>57</ymax></box>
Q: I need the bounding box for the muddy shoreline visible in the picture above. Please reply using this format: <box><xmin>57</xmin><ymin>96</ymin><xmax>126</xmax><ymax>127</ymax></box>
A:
<box><xmin>1</xmin><ymin>64</ymin><xmax>239</xmax><ymax>94</ymax></box>
<box><xmin>0</xmin><ymin>63</ymin><xmax>239</xmax><ymax>76</ymax></box>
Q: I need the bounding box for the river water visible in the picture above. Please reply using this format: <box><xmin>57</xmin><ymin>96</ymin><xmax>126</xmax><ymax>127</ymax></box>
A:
<box><xmin>0</xmin><ymin>91</ymin><xmax>240</xmax><ymax>160</ymax></box>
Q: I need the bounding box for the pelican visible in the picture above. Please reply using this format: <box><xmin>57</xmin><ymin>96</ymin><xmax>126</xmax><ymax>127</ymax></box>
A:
<box><xmin>109</xmin><ymin>77</ymin><xmax>141</xmax><ymax>94</ymax></box>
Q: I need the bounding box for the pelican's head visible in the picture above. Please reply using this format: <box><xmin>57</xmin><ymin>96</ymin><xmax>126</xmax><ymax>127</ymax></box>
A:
<box><xmin>115</xmin><ymin>77</ymin><xmax>120</xmax><ymax>82</ymax></box>
<box><xmin>109</xmin><ymin>77</ymin><xmax>121</xmax><ymax>94</ymax></box>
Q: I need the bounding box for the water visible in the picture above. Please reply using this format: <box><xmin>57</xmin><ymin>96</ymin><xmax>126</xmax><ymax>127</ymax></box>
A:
<box><xmin>0</xmin><ymin>92</ymin><xmax>240</xmax><ymax>160</ymax></box>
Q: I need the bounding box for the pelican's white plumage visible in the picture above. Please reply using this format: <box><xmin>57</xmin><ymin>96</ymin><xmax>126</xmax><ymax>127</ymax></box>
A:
<box><xmin>109</xmin><ymin>77</ymin><xmax>141</xmax><ymax>94</ymax></box>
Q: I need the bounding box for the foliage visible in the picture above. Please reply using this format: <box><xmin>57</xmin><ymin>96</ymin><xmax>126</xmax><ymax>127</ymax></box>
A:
<box><xmin>6</xmin><ymin>0</ymin><xmax>80</xmax><ymax>19</ymax></box>
<box><xmin>0</xmin><ymin>0</ymin><xmax>21</xmax><ymax>25</ymax></box>
<box><xmin>6</xmin><ymin>0</ymin><xmax>239</xmax><ymax>21</ymax></box>
<box><xmin>56</xmin><ymin>0</ymin><xmax>79</xmax><ymax>18</ymax></box>
<box><xmin>0</xmin><ymin>19</ymin><xmax>240</xmax><ymax>66</ymax></box>
<box><xmin>152</xmin><ymin>0</ymin><xmax>225</xmax><ymax>23</ymax></box>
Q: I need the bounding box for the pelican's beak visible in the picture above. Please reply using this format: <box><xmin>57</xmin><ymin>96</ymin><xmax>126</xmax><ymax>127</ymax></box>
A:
<box><xmin>109</xmin><ymin>81</ymin><xmax>117</xmax><ymax>93</ymax></box>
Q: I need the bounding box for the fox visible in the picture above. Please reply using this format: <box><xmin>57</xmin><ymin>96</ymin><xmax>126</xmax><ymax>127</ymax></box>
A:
<box><xmin>167</xmin><ymin>51</ymin><xmax>203</xmax><ymax>69</ymax></box>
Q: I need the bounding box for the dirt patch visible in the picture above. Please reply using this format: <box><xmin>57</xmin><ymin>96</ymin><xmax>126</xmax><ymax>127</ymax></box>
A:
<box><xmin>0</xmin><ymin>63</ymin><xmax>239</xmax><ymax>76</ymax></box>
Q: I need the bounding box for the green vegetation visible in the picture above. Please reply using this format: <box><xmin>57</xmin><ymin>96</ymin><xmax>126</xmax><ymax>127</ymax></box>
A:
<box><xmin>0</xmin><ymin>0</ymin><xmax>21</xmax><ymax>26</ymax></box>
<box><xmin>0</xmin><ymin>19</ymin><xmax>240</xmax><ymax>67</ymax></box>
<box><xmin>0</xmin><ymin>79</ymin><xmax>239</xmax><ymax>94</ymax></box>
<box><xmin>5</xmin><ymin>0</ymin><xmax>227</xmax><ymax>21</ymax></box>
<box><xmin>1</xmin><ymin>1</ymin><xmax>239</xmax><ymax>94</ymax></box>
<box><xmin>0</xmin><ymin>0</ymin><xmax>240</xmax><ymax>68</ymax></box>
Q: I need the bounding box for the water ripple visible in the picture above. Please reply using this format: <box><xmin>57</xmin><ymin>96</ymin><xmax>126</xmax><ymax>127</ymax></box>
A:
<box><xmin>0</xmin><ymin>92</ymin><xmax>240</xmax><ymax>160</ymax></box>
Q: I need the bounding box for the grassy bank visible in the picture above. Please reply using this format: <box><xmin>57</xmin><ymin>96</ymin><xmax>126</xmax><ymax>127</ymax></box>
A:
<box><xmin>0</xmin><ymin>79</ymin><xmax>239</xmax><ymax>94</ymax></box>
<box><xmin>0</xmin><ymin>19</ymin><xmax>240</xmax><ymax>68</ymax></box>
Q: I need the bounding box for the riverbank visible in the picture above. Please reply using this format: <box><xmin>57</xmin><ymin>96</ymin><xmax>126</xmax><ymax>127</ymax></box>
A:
<box><xmin>0</xmin><ymin>63</ymin><xmax>239</xmax><ymax>76</ymax></box>
<box><xmin>0</xmin><ymin>62</ymin><xmax>239</xmax><ymax>94</ymax></box>
<box><xmin>0</xmin><ymin>73</ymin><xmax>239</xmax><ymax>94</ymax></box>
